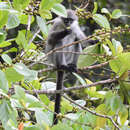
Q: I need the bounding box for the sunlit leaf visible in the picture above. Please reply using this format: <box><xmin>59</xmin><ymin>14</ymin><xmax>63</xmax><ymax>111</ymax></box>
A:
<box><xmin>92</xmin><ymin>2</ymin><xmax>98</xmax><ymax>14</ymax></box>
<box><xmin>39</xmin><ymin>9</ymin><xmax>52</xmax><ymax>19</ymax></box>
<box><xmin>109</xmin><ymin>52</ymin><xmax>130</xmax><ymax>76</ymax></box>
<box><xmin>65</xmin><ymin>113</ymin><xmax>79</xmax><ymax>120</ymax></box>
<box><xmin>6</xmin><ymin>13</ymin><xmax>20</xmax><ymax>29</ymax></box>
<box><xmin>96</xmin><ymin>104</ymin><xmax>107</xmax><ymax>128</ymax></box>
<box><xmin>1</xmin><ymin>54</ymin><xmax>12</xmax><ymax>65</ymax></box>
<box><xmin>36</xmin><ymin>16</ymin><xmax>48</xmax><ymax>38</ymax></box>
<box><xmin>13</xmin><ymin>0</ymin><xmax>30</xmax><ymax>11</ymax></box>
<box><xmin>93</xmin><ymin>13</ymin><xmax>110</xmax><ymax>29</ymax></box>
<box><xmin>14</xmin><ymin>85</ymin><xmax>26</xmax><ymax>101</ymax></box>
<box><xmin>0</xmin><ymin>70</ymin><xmax>8</xmax><ymax>93</ymax></box>
<box><xmin>112</xmin><ymin>9</ymin><xmax>122</xmax><ymax>19</ymax></box>
<box><xmin>86</xmin><ymin>79</ymin><xmax>96</xmax><ymax>91</ymax></box>
<box><xmin>41</xmin><ymin>81</ymin><xmax>56</xmax><ymax>91</ymax></box>
<box><xmin>35</xmin><ymin>109</ymin><xmax>51</xmax><ymax>126</ymax></box>
<box><xmin>0</xmin><ymin>2</ymin><xmax>10</xmax><ymax>9</ymax></box>
<box><xmin>119</xmin><ymin>106</ymin><xmax>128</xmax><ymax>125</ymax></box>
<box><xmin>16</xmin><ymin>31</ymin><xmax>27</xmax><ymax>49</ymax></box>
<box><xmin>14</xmin><ymin>63</ymin><xmax>38</xmax><ymax>81</ymax></box>
<box><xmin>51</xmin><ymin>4</ymin><xmax>67</xmax><ymax>17</ymax></box>
<box><xmin>78</xmin><ymin>44</ymin><xmax>99</xmax><ymax>68</ymax></box>
<box><xmin>5</xmin><ymin>67</ymin><xmax>24</xmax><ymax>82</ymax></box>
<box><xmin>0</xmin><ymin>10</ymin><xmax>9</xmax><ymax>28</ymax></box>
<box><xmin>0</xmin><ymin>41</ymin><xmax>11</xmax><ymax>47</ymax></box>
<box><xmin>112</xmin><ymin>39</ymin><xmax>123</xmax><ymax>55</ymax></box>
<box><xmin>73</xmin><ymin>73</ymin><xmax>86</xmax><ymax>85</ymax></box>
<box><xmin>101</xmin><ymin>8</ymin><xmax>111</xmax><ymax>17</ymax></box>
<box><xmin>0</xmin><ymin>30</ymin><xmax>7</xmax><ymax>43</ymax></box>
<box><xmin>51</xmin><ymin>123</ymin><xmax>73</xmax><ymax>130</ymax></box>
<box><xmin>40</xmin><ymin>0</ymin><xmax>55</xmax><ymax>10</ymax></box>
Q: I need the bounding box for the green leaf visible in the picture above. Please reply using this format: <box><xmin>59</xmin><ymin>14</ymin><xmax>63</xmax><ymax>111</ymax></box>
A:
<box><xmin>6</xmin><ymin>13</ymin><xmax>20</xmax><ymax>29</ymax></box>
<box><xmin>39</xmin><ymin>95</ymin><xmax>50</xmax><ymax>105</ymax></box>
<box><xmin>65</xmin><ymin>113</ymin><xmax>79</xmax><ymax>120</ymax></box>
<box><xmin>35</xmin><ymin>109</ymin><xmax>51</xmax><ymax>126</ymax></box>
<box><xmin>109</xmin><ymin>52</ymin><xmax>130</xmax><ymax>76</ymax></box>
<box><xmin>51</xmin><ymin>3</ymin><xmax>67</xmax><ymax>17</ymax></box>
<box><xmin>0</xmin><ymin>30</ymin><xmax>7</xmax><ymax>43</ymax></box>
<box><xmin>24</xmin><ymin>125</ymin><xmax>41</xmax><ymax>130</ymax></box>
<box><xmin>1</xmin><ymin>54</ymin><xmax>12</xmax><ymax>65</ymax></box>
<box><xmin>51</xmin><ymin>123</ymin><xmax>73</xmax><ymax>130</ymax></box>
<box><xmin>39</xmin><ymin>9</ymin><xmax>52</xmax><ymax>19</ymax></box>
<box><xmin>40</xmin><ymin>0</ymin><xmax>56</xmax><ymax>10</ymax></box>
<box><xmin>119</xmin><ymin>106</ymin><xmax>128</xmax><ymax>125</ymax></box>
<box><xmin>13</xmin><ymin>0</ymin><xmax>30</xmax><ymax>11</ymax></box>
<box><xmin>41</xmin><ymin>81</ymin><xmax>56</xmax><ymax>91</ymax></box>
<box><xmin>16</xmin><ymin>31</ymin><xmax>27</xmax><ymax>50</ymax></box>
<box><xmin>0</xmin><ymin>100</ymin><xmax>18</xmax><ymax>129</ymax></box>
<box><xmin>18</xmin><ymin>14</ymin><xmax>34</xmax><ymax>24</ymax></box>
<box><xmin>14</xmin><ymin>63</ymin><xmax>38</xmax><ymax>81</ymax></box>
<box><xmin>0</xmin><ymin>101</ymin><xmax>10</xmax><ymax>125</ymax></box>
<box><xmin>112</xmin><ymin>9</ymin><xmax>122</xmax><ymax>19</ymax></box>
<box><xmin>0</xmin><ymin>70</ymin><xmax>8</xmax><ymax>93</ymax></box>
<box><xmin>3</xmin><ymin>47</ymin><xmax>18</xmax><ymax>54</ymax></box>
<box><xmin>10</xmin><ymin>98</ymin><xmax>23</xmax><ymax>108</ymax></box>
<box><xmin>101</xmin><ymin>8</ymin><xmax>111</xmax><ymax>17</ymax></box>
<box><xmin>92</xmin><ymin>2</ymin><xmax>98</xmax><ymax>14</ymax></box>
<box><xmin>102</xmin><ymin>44</ymin><xmax>112</xmax><ymax>56</ymax></box>
<box><xmin>78</xmin><ymin>44</ymin><xmax>99</xmax><ymax>68</ymax></box>
<box><xmin>93</xmin><ymin>13</ymin><xmax>110</xmax><ymax>29</ymax></box>
<box><xmin>0</xmin><ymin>2</ymin><xmax>10</xmax><ymax>9</ymax></box>
<box><xmin>0</xmin><ymin>10</ymin><xmax>9</xmax><ymax>28</ymax></box>
<box><xmin>73</xmin><ymin>100</ymin><xmax>86</xmax><ymax>109</ymax></box>
<box><xmin>111</xmin><ymin>95</ymin><xmax>122</xmax><ymax>112</ymax></box>
<box><xmin>55</xmin><ymin>0</ymin><xmax>63</xmax><ymax>3</ymax></box>
<box><xmin>4</xmin><ymin>67</ymin><xmax>24</xmax><ymax>82</ymax></box>
<box><xmin>0</xmin><ymin>41</ymin><xmax>11</xmax><ymax>47</ymax></box>
<box><xmin>106</xmin><ymin>39</ymin><xmax>116</xmax><ymax>56</ymax></box>
<box><xmin>73</xmin><ymin>73</ymin><xmax>86</xmax><ymax>85</ymax></box>
<box><xmin>0</xmin><ymin>89</ymin><xmax>9</xmax><ymax>98</ymax></box>
<box><xmin>112</xmin><ymin>39</ymin><xmax>123</xmax><ymax>55</ymax></box>
<box><xmin>14</xmin><ymin>85</ymin><xmax>26</xmax><ymax>101</ymax></box>
<box><xmin>96</xmin><ymin>104</ymin><xmax>107</xmax><ymax>128</ymax></box>
<box><xmin>36</xmin><ymin>16</ymin><xmax>48</xmax><ymax>38</ymax></box>
<box><xmin>25</xmin><ymin>94</ymin><xmax>42</xmax><ymax>108</ymax></box>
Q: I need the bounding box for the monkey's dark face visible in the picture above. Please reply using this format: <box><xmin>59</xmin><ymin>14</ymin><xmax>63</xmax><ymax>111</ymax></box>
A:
<box><xmin>63</xmin><ymin>18</ymin><xmax>74</xmax><ymax>27</ymax></box>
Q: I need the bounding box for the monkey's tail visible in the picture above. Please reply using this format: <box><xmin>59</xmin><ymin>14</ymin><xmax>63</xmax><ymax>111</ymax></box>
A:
<box><xmin>53</xmin><ymin>70</ymin><xmax>64</xmax><ymax>125</ymax></box>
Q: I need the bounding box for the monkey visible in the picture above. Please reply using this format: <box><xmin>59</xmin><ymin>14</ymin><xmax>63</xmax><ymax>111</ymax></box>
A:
<box><xmin>45</xmin><ymin>9</ymin><xmax>98</xmax><ymax>125</ymax></box>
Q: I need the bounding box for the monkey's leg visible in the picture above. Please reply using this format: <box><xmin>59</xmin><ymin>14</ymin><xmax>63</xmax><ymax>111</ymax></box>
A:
<box><xmin>53</xmin><ymin>70</ymin><xmax>64</xmax><ymax>125</ymax></box>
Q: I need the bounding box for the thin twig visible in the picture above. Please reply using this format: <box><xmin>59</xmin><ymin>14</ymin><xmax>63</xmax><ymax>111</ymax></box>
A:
<box><xmin>25</xmin><ymin>77</ymin><xmax>118</xmax><ymax>94</ymax></box>
<box><xmin>63</xmin><ymin>95</ymin><xmax>120</xmax><ymax>130</ymax></box>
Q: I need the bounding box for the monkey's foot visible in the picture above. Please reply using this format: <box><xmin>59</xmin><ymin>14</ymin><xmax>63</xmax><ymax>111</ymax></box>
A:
<box><xmin>57</xmin><ymin>65</ymin><xmax>68</xmax><ymax>71</ymax></box>
<box><xmin>67</xmin><ymin>64</ymin><xmax>77</xmax><ymax>73</ymax></box>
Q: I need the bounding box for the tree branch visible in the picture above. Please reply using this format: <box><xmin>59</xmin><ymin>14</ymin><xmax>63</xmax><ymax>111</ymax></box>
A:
<box><xmin>25</xmin><ymin>77</ymin><xmax>118</xmax><ymax>95</ymax></box>
<box><xmin>63</xmin><ymin>95</ymin><xmax>120</xmax><ymax>130</ymax></box>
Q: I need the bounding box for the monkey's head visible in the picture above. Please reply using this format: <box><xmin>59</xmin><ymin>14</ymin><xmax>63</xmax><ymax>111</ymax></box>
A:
<box><xmin>62</xmin><ymin>9</ymin><xmax>78</xmax><ymax>27</ymax></box>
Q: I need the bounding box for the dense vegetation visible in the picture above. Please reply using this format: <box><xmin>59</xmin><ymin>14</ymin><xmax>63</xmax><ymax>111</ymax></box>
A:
<box><xmin>0</xmin><ymin>0</ymin><xmax>129</xmax><ymax>130</ymax></box>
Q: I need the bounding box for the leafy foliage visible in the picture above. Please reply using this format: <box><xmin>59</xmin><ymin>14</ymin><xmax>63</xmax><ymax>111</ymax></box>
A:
<box><xmin>0</xmin><ymin>0</ymin><xmax>129</xmax><ymax>130</ymax></box>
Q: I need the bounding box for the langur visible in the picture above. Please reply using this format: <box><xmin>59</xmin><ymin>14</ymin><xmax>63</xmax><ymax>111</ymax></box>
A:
<box><xmin>46</xmin><ymin>9</ymin><xmax>98</xmax><ymax>125</ymax></box>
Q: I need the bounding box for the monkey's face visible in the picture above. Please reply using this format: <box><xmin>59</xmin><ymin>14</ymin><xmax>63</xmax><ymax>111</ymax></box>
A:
<box><xmin>63</xmin><ymin>18</ymin><xmax>74</xmax><ymax>27</ymax></box>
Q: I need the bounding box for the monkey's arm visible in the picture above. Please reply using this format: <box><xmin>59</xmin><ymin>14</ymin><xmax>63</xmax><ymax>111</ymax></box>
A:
<box><xmin>49</xmin><ymin>29</ymin><xmax>71</xmax><ymax>42</ymax></box>
<box><xmin>71</xmin><ymin>21</ymin><xmax>98</xmax><ymax>48</ymax></box>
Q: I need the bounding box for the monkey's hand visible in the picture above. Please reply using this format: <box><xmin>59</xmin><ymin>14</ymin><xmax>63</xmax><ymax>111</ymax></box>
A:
<box><xmin>65</xmin><ymin>27</ymin><xmax>72</xmax><ymax>34</ymax></box>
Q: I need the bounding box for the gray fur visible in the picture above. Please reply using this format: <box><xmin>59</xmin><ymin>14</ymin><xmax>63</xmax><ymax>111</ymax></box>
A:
<box><xmin>46</xmin><ymin>10</ymin><xmax>86</xmax><ymax>68</ymax></box>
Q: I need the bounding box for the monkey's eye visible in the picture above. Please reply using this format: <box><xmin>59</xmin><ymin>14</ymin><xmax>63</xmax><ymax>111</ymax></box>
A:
<box><xmin>68</xmin><ymin>18</ymin><xmax>73</xmax><ymax>23</ymax></box>
<box><xmin>64</xmin><ymin>19</ymin><xmax>68</xmax><ymax>24</ymax></box>
<box><xmin>63</xmin><ymin>18</ymin><xmax>74</xmax><ymax>26</ymax></box>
